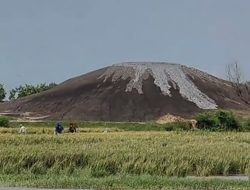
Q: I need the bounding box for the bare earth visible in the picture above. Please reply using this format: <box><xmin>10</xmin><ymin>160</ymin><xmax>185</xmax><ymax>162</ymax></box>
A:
<box><xmin>0</xmin><ymin>62</ymin><xmax>249</xmax><ymax>121</ymax></box>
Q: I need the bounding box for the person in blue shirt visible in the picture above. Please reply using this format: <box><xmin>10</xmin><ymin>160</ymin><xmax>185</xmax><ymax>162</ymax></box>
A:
<box><xmin>54</xmin><ymin>122</ymin><xmax>64</xmax><ymax>135</ymax></box>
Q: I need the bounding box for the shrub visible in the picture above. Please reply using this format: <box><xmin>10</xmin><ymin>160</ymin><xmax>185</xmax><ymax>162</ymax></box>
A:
<box><xmin>215</xmin><ymin>110</ymin><xmax>240</xmax><ymax>130</ymax></box>
<box><xmin>242</xmin><ymin>118</ymin><xmax>250</xmax><ymax>132</ymax></box>
<box><xmin>196</xmin><ymin>110</ymin><xmax>241</xmax><ymax>131</ymax></box>
<box><xmin>0</xmin><ymin>117</ymin><xmax>10</xmax><ymax>128</ymax></box>
<box><xmin>195</xmin><ymin>112</ymin><xmax>220</xmax><ymax>130</ymax></box>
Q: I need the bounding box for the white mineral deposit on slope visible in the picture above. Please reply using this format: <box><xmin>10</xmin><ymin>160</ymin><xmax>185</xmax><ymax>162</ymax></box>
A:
<box><xmin>100</xmin><ymin>62</ymin><xmax>218</xmax><ymax>109</ymax></box>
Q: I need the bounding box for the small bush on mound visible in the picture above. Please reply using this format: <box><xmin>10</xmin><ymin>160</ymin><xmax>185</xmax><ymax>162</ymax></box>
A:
<box><xmin>0</xmin><ymin>117</ymin><xmax>10</xmax><ymax>128</ymax></box>
<box><xmin>196</xmin><ymin>110</ymin><xmax>241</xmax><ymax>131</ymax></box>
<box><xmin>163</xmin><ymin>122</ymin><xmax>192</xmax><ymax>131</ymax></box>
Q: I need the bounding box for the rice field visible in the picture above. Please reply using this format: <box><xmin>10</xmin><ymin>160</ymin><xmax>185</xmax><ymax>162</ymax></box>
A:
<box><xmin>0</xmin><ymin>128</ymin><xmax>250</xmax><ymax>189</ymax></box>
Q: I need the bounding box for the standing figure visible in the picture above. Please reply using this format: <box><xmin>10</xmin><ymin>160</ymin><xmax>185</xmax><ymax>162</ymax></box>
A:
<box><xmin>19</xmin><ymin>124</ymin><xmax>27</xmax><ymax>134</ymax></box>
<box><xmin>54</xmin><ymin>122</ymin><xmax>64</xmax><ymax>135</ymax></box>
<box><xmin>68</xmin><ymin>122</ymin><xmax>77</xmax><ymax>133</ymax></box>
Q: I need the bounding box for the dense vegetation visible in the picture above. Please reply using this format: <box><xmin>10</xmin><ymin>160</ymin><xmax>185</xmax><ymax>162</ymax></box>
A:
<box><xmin>0</xmin><ymin>117</ymin><xmax>9</xmax><ymax>127</ymax></box>
<box><xmin>0</xmin><ymin>130</ymin><xmax>249</xmax><ymax>189</ymax></box>
<box><xmin>196</xmin><ymin>110</ymin><xmax>241</xmax><ymax>131</ymax></box>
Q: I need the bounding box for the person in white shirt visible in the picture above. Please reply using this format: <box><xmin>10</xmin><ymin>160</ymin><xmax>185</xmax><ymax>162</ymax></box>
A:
<box><xmin>19</xmin><ymin>124</ymin><xmax>27</xmax><ymax>134</ymax></box>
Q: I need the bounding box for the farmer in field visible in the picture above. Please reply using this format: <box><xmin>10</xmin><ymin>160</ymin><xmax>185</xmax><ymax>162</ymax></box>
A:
<box><xmin>19</xmin><ymin>124</ymin><xmax>27</xmax><ymax>134</ymax></box>
<box><xmin>54</xmin><ymin>122</ymin><xmax>64</xmax><ymax>135</ymax></box>
<box><xmin>68</xmin><ymin>122</ymin><xmax>77</xmax><ymax>133</ymax></box>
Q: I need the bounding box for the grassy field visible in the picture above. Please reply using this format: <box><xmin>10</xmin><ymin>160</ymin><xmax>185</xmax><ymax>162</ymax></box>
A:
<box><xmin>0</xmin><ymin>127</ymin><xmax>250</xmax><ymax>189</ymax></box>
<box><xmin>6</xmin><ymin>121</ymin><xmax>169</xmax><ymax>131</ymax></box>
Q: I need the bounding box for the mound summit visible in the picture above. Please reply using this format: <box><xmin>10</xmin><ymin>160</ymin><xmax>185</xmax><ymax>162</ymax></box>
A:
<box><xmin>0</xmin><ymin>62</ymin><xmax>249</xmax><ymax>121</ymax></box>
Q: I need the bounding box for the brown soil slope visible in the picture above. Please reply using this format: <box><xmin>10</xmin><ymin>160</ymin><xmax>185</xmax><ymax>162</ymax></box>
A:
<box><xmin>0</xmin><ymin>63</ymin><xmax>249</xmax><ymax>121</ymax></box>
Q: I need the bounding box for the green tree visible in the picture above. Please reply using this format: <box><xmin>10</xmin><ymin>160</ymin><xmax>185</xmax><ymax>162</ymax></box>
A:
<box><xmin>9</xmin><ymin>88</ymin><xmax>17</xmax><ymax>100</ymax></box>
<box><xmin>9</xmin><ymin>83</ymin><xmax>57</xmax><ymax>100</ymax></box>
<box><xmin>196</xmin><ymin>110</ymin><xmax>241</xmax><ymax>131</ymax></box>
<box><xmin>0</xmin><ymin>84</ymin><xmax>6</xmax><ymax>102</ymax></box>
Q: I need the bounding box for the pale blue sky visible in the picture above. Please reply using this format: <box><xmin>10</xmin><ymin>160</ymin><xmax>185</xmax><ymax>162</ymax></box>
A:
<box><xmin>1</xmin><ymin>0</ymin><xmax>250</xmax><ymax>91</ymax></box>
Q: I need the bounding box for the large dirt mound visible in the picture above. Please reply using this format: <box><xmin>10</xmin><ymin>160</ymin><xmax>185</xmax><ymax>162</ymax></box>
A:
<box><xmin>0</xmin><ymin>62</ymin><xmax>249</xmax><ymax>121</ymax></box>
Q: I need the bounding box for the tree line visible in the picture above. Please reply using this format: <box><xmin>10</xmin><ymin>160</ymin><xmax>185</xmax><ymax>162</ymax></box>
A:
<box><xmin>0</xmin><ymin>83</ymin><xmax>57</xmax><ymax>102</ymax></box>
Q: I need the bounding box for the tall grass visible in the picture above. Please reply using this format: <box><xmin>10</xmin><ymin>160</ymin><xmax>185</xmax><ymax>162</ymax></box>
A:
<box><xmin>0</xmin><ymin>131</ymin><xmax>249</xmax><ymax>177</ymax></box>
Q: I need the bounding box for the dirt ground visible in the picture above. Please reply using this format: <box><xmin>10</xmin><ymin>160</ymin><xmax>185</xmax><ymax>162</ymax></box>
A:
<box><xmin>0</xmin><ymin>64</ymin><xmax>249</xmax><ymax>121</ymax></box>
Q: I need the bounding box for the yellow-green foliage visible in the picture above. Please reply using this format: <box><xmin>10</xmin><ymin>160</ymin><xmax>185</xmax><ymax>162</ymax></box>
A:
<box><xmin>0</xmin><ymin>131</ymin><xmax>249</xmax><ymax>177</ymax></box>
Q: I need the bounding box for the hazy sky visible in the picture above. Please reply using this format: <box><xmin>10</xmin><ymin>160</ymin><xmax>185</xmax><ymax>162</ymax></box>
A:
<box><xmin>1</xmin><ymin>0</ymin><xmax>250</xmax><ymax>92</ymax></box>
